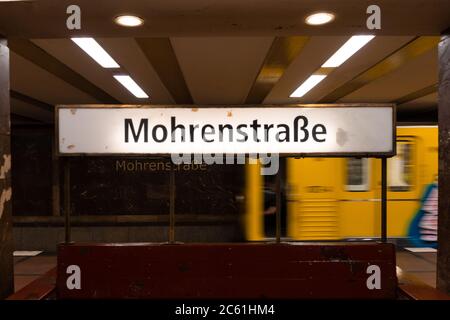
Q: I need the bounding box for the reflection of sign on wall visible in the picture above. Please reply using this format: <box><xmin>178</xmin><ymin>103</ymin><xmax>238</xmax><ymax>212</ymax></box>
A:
<box><xmin>57</xmin><ymin>105</ymin><xmax>395</xmax><ymax>156</ymax></box>
<box><xmin>69</xmin><ymin>158</ymin><xmax>244</xmax><ymax>216</ymax></box>
<box><xmin>408</xmin><ymin>181</ymin><xmax>438</xmax><ymax>247</ymax></box>
<box><xmin>115</xmin><ymin>160</ymin><xmax>207</xmax><ymax>172</ymax></box>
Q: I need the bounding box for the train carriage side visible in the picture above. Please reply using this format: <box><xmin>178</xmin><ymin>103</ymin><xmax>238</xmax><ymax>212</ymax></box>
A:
<box><xmin>245</xmin><ymin>126</ymin><xmax>438</xmax><ymax>245</ymax></box>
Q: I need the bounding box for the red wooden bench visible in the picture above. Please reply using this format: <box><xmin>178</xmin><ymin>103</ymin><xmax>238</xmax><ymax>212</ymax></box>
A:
<box><xmin>56</xmin><ymin>242</ymin><xmax>397</xmax><ymax>299</ymax></box>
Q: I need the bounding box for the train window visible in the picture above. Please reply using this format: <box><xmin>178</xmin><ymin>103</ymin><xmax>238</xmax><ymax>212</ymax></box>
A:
<box><xmin>345</xmin><ymin>158</ymin><xmax>370</xmax><ymax>191</ymax></box>
<box><xmin>388</xmin><ymin>140</ymin><xmax>414</xmax><ymax>191</ymax></box>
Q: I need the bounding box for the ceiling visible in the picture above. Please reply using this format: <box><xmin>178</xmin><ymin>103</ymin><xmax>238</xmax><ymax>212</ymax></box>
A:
<box><xmin>0</xmin><ymin>0</ymin><xmax>449</xmax><ymax>37</ymax></box>
<box><xmin>7</xmin><ymin>35</ymin><xmax>442</xmax><ymax>124</ymax></box>
<box><xmin>1</xmin><ymin>0</ymin><xmax>448</xmax><ymax>124</ymax></box>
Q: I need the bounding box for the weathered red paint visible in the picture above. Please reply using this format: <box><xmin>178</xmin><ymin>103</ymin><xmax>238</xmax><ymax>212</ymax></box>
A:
<box><xmin>57</xmin><ymin>242</ymin><xmax>397</xmax><ymax>299</ymax></box>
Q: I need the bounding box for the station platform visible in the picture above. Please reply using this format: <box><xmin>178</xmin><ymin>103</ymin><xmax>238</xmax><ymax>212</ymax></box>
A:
<box><xmin>13</xmin><ymin>252</ymin><xmax>56</xmax><ymax>293</ymax></box>
<box><xmin>396</xmin><ymin>248</ymin><xmax>437</xmax><ymax>288</ymax></box>
<box><xmin>7</xmin><ymin>244</ymin><xmax>450</xmax><ymax>300</ymax></box>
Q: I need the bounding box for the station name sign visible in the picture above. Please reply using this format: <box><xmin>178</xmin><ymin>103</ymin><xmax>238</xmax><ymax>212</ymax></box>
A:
<box><xmin>57</xmin><ymin>105</ymin><xmax>395</xmax><ymax>156</ymax></box>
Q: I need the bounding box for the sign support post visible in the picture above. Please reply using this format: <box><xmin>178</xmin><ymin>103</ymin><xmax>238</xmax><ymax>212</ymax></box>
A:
<box><xmin>381</xmin><ymin>157</ymin><xmax>387</xmax><ymax>243</ymax></box>
<box><xmin>64</xmin><ymin>158</ymin><xmax>71</xmax><ymax>243</ymax></box>
<box><xmin>275</xmin><ymin>170</ymin><xmax>281</xmax><ymax>243</ymax></box>
<box><xmin>169</xmin><ymin>162</ymin><xmax>176</xmax><ymax>243</ymax></box>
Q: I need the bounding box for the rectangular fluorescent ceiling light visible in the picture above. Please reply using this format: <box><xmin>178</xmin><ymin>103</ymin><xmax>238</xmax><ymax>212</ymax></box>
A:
<box><xmin>71</xmin><ymin>37</ymin><xmax>120</xmax><ymax>68</ymax></box>
<box><xmin>290</xmin><ymin>75</ymin><xmax>327</xmax><ymax>98</ymax></box>
<box><xmin>114</xmin><ymin>75</ymin><xmax>149</xmax><ymax>98</ymax></box>
<box><xmin>322</xmin><ymin>35</ymin><xmax>375</xmax><ymax>68</ymax></box>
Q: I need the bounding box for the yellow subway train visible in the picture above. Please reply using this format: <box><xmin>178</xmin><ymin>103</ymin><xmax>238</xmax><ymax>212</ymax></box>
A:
<box><xmin>245</xmin><ymin>126</ymin><xmax>438</xmax><ymax>247</ymax></box>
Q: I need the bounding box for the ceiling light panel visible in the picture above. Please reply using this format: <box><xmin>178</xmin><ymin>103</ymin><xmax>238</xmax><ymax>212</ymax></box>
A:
<box><xmin>114</xmin><ymin>75</ymin><xmax>149</xmax><ymax>98</ymax></box>
<box><xmin>322</xmin><ymin>35</ymin><xmax>375</xmax><ymax>68</ymax></box>
<box><xmin>71</xmin><ymin>37</ymin><xmax>120</xmax><ymax>68</ymax></box>
<box><xmin>290</xmin><ymin>75</ymin><xmax>327</xmax><ymax>98</ymax></box>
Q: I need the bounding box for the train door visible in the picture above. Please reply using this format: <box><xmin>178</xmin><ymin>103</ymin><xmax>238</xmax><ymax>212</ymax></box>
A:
<box><xmin>386</xmin><ymin>136</ymin><xmax>421</xmax><ymax>237</ymax></box>
<box><xmin>340</xmin><ymin>137</ymin><xmax>420</xmax><ymax>239</ymax></box>
<box><xmin>339</xmin><ymin>157</ymin><xmax>377</xmax><ymax>238</ymax></box>
<box><xmin>287</xmin><ymin>158</ymin><xmax>340</xmax><ymax>240</ymax></box>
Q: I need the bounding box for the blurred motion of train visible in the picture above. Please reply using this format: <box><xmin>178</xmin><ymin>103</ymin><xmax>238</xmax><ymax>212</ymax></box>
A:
<box><xmin>245</xmin><ymin>126</ymin><xmax>438</xmax><ymax>248</ymax></box>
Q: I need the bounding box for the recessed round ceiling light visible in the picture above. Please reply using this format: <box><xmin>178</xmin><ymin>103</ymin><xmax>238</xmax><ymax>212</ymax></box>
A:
<box><xmin>114</xmin><ymin>15</ymin><xmax>144</xmax><ymax>27</ymax></box>
<box><xmin>305</xmin><ymin>12</ymin><xmax>335</xmax><ymax>26</ymax></box>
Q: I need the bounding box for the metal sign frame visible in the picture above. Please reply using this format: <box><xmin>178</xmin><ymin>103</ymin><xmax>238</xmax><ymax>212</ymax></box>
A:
<box><xmin>55</xmin><ymin>103</ymin><xmax>396</xmax><ymax>158</ymax></box>
<box><xmin>56</xmin><ymin>103</ymin><xmax>396</xmax><ymax>244</ymax></box>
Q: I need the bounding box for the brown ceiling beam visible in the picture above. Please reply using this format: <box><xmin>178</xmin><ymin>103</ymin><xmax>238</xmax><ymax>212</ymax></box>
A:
<box><xmin>10</xmin><ymin>113</ymin><xmax>45</xmax><ymax>124</ymax></box>
<box><xmin>8</xmin><ymin>38</ymin><xmax>119</xmax><ymax>104</ymax></box>
<box><xmin>394</xmin><ymin>83</ymin><xmax>437</xmax><ymax>105</ymax></box>
<box><xmin>10</xmin><ymin>90</ymin><xmax>53</xmax><ymax>123</ymax></box>
<box><xmin>10</xmin><ymin>90</ymin><xmax>53</xmax><ymax>112</ymax></box>
<box><xmin>319</xmin><ymin>36</ymin><xmax>441</xmax><ymax>103</ymax></box>
<box><xmin>136</xmin><ymin>38</ymin><xmax>192</xmax><ymax>104</ymax></box>
<box><xmin>245</xmin><ymin>36</ymin><xmax>309</xmax><ymax>104</ymax></box>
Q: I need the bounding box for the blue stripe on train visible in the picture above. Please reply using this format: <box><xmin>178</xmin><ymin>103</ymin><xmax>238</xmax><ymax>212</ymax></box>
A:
<box><xmin>407</xmin><ymin>182</ymin><xmax>438</xmax><ymax>248</ymax></box>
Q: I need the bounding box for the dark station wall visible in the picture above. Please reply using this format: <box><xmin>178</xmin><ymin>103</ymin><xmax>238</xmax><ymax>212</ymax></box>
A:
<box><xmin>12</xmin><ymin>126</ymin><xmax>53</xmax><ymax>216</ymax></box>
<box><xmin>11</xmin><ymin>125</ymin><xmax>246</xmax><ymax>250</ymax></box>
<box><xmin>69</xmin><ymin>157</ymin><xmax>243</xmax><ymax>217</ymax></box>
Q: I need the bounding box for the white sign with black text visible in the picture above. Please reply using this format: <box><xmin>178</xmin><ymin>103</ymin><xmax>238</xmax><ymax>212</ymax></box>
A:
<box><xmin>57</xmin><ymin>105</ymin><xmax>395</xmax><ymax>156</ymax></box>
